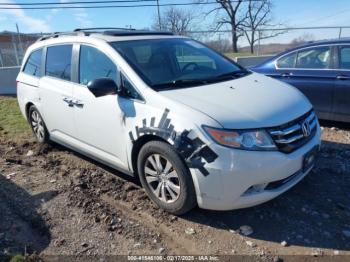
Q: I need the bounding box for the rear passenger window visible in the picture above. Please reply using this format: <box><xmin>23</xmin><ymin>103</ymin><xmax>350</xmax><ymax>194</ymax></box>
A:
<box><xmin>23</xmin><ymin>49</ymin><xmax>42</xmax><ymax>77</ymax></box>
<box><xmin>296</xmin><ymin>46</ymin><xmax>330</xmax><ymax>69</ymax></box>
<box><xmin>79</xmin><ymin>45</ymin><xmax>117</xmax><ymax>85</ymax></box>
<box><xmin>46</xmin><ymin>45</ymin><xmax>72</xmax><ymax>81</ymax></box>
<box><xmin>339</xmin><ymin>46</ymin><xmax>350</xmax><ymax>69</ymax></box>
<box><xmin>276</xmin><ymin>52</ymin><xmax>296</xmax><ymax>68</ymax></box>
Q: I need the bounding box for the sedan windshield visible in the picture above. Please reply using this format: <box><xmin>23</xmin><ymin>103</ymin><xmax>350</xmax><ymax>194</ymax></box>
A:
<box><xmin>111</xmin><ymin>38</ymin><xmax>249</xmax><ymax>91</ymax></box>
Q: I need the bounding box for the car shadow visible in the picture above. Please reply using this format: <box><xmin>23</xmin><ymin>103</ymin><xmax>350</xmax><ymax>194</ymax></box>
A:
<box><xmin>181</xmin><ymin>139</ymin><xmax>350</xmax><ymax>251</ymax></box>
<box><xmin>50</xmin><ymin>141</ymin><xmax>140</xmax><ymax>185</ymax></box>
<box><xmin>0</xmin><ymin>175</ymin><xmax>56</xmax><ymax>257</ymax></box>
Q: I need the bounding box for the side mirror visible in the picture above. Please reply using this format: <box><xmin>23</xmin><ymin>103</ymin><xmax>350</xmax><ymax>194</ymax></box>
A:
<box><xmin>87</xmin><ymin>78</ymin><xmax>120</xmax><ymax>97</ymax></box>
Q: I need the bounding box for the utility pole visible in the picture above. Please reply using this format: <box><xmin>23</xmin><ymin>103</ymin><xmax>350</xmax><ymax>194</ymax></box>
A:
<box><xmin>156</xmin><ymin>0</ymin><xmax>161</xmax><ymax>30</ymax></box>
<box><xmin>0</xmin><ymin>49</ymin><xmax>4</xmax><ymax>67</ymax></box>
<box><xmin>11</xmin><ymin>33</ymin><xmax>20</xmax><ymax>66</ymax></box>
<box><xmin>16</xmin><ymin>23</ymin><xmax>24</xmax><ymax>61</ymax></box>
<box><xmin>257</xmin><ymin>30</ymin><xmax>261</xmax><ymax>56</ymax></box>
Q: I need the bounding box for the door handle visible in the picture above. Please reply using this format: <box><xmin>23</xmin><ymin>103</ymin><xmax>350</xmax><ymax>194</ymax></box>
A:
<box><xmin>336</xmin><ymin>75</ymin><xmax>350</xmax><ymax>80</ymax></box>
<box><xmin>281</xmin><ymin>72</ymin><xmax>293</xmax><ymax>77</ymax></box>
<box><xmin>62</xmin><ymin>97</ymin><xmax>74</xmax><ymax>107</ymax></box>
<box><xmin>72</xmin><ymin>99</ymin><xmax>84</xmax><ymax>107</ymax></box>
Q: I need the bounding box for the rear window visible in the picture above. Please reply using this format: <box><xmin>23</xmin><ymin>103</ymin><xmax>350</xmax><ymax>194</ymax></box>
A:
<box><xmin>339</xmin><ymin>46</ymin><xmax>350</xmax><ymax>69</ymax></box>
<box><xmin>23</xmin><ymin>49</ymin><xmax>42</xmax><ymax>77</ymax></box>
<box><xmin>45</xmin><ymin>45</ymin><xmax>72</xmax><ymax>81</ymax></box>
<box><xmin>175</xmin><ymin>44</ymin><xmax>216</xmax><ymax>70</ymax></box>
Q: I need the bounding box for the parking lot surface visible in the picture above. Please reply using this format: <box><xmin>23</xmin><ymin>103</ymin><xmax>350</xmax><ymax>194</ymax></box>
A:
<box><xmin>0</xmin><ymin>99</ymin><xmax>349</xmax><ymax>259</ymax></box>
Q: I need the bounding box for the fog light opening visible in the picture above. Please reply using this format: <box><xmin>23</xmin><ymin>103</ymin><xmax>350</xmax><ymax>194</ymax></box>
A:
<box><xmin>243</xmin><ymin>183</ymin><xmax>268</xmax><ymax>196</ymax></box>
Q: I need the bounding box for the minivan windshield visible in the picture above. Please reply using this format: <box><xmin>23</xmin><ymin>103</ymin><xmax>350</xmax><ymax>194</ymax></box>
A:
<box><xmin>111</xmin><ymin>38</ymin><xmax>249</xmax><ymax>91</ymax></box>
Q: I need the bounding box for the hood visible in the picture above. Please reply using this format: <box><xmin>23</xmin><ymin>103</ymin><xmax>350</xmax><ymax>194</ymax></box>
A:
<box><xmin>159</xmin><ymin>73</ymin><xmax>312</xmax><ymax>129</ymax></box>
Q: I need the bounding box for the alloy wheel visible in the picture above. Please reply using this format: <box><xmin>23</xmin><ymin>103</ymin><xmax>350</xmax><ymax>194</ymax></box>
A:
<box><xmin>31</xmin><ymin>110</ymin><xmax>45</xmax><ymax>141</ymax></box>
<box><xmin>144</xmin><ymin>154</ymin><xmax>181</xmax><ymax>203</ymax></box>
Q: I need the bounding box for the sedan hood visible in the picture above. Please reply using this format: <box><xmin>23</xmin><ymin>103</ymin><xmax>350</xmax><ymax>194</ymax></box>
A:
<box><xmin>160</xmin><ymin>73</ymin><xmax>312</xmax><ymax>129</ymax></box>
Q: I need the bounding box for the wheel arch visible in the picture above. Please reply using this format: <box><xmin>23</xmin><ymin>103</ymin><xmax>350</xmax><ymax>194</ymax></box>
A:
<box><xmin>131</xmin><ymin>134</ymin><xmax>169</xmax><ymax>178</ymax></box>
<box><xmin>25</xmin><ymin>102</ymin><xmax>35</xmax><ymax>121</ymax></box>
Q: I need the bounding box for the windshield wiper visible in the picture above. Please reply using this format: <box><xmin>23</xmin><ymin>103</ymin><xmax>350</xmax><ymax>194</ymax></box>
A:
<box><xmin>211</xmin><ymin>70</ymin><xmax>250</xmax><ymax>80</ymax></box>
<box><xmin>152</xmin><ymin>79</ymin><xmax>209</xmax><ymax>90</ymax></box>
<box><xmin>152</xmin><ymin>71</ymin><xmax>250</xmax><ymax>90</ymax></box>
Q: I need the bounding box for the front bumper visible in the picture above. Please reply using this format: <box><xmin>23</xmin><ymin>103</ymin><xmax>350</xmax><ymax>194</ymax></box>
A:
<box><xmin>190</xmin><ymin>125</ymin><xmax>321</xmax><ymax>211</ymax></box>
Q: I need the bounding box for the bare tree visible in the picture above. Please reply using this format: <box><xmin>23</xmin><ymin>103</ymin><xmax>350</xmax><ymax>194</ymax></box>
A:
<box><xmin>199</xmin><ymin>0</ymin><xmax>247</xmax><ymax>53</ymax></box>
<box><xmin>204</xmin><ymin>38</ymin><xmax>232</xmax><ymax>53</ymax></box>
<box><xmin>291</xmin><ymin>33</ymin><xmax>315</xmax><ymax>46</ymax></box>
<box><xmin>242</xmin><ymin>0</ymin><xmax>285</xmax><ymax>54</ymax></box>
<box><xmin>152</xmin><ymin>7</ymin><xmax>195</xmax><ymax>35</ymax></box>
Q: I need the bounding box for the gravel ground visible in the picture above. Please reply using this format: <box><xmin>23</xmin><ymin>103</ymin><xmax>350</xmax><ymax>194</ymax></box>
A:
<box><xmin>0</xmin><ymin>122</ymin><xmax>349</xmax><ymax>261</ymax></box>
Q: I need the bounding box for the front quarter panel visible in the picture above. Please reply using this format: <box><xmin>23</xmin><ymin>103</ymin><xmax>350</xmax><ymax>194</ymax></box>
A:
<box><xmin>251</xmin><ymin>60</ymin><xmax>280</xmax><ymax>77</ymax></box>
<box><xmin>124</xmin><ymin>89</ymin><xmax>225</xmax><ymax>203</ymax></box>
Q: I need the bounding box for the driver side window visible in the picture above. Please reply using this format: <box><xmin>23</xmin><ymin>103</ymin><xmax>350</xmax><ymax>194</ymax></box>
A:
<box><xmin>79</xmin><ymin>45</ymin><xmax>118</xmax><ymax>85</ymax></box>
<box><xmin>295</xmin><ymin>46</ymin><xmax>331</xmax><ymax>69</ymax></box>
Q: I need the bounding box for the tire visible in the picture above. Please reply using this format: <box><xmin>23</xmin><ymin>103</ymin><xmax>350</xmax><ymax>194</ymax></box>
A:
<box><xmin>137</xmin><ymin>140</ymin><xmax>197</xmax><ymax>215</ymax></box>
<box><xmin>28</xmin><ymin>105</ymin><xmax>49</xmax><ymax>143</ymax></box>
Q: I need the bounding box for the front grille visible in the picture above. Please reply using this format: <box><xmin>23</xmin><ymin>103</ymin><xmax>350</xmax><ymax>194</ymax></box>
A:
<box><xmin>268</xmin><ymin>110</ymin><xmax>318</xmax><ymax>153</ymax></box>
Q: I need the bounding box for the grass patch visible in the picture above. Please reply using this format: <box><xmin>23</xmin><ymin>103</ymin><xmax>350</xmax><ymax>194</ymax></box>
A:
<box><xmin>225</xmin><ymin>52</ymin><xmax>254</xmax><ymax>59</ymax></box>
<box><xmin>10</xmin><ymin>254</ymin><xmax>25</xmax><ymax>262</ymax></box>
<box><xmin>0</xmin><ymin>96</ymin><xmax>31</xmax><ymax>139</ymax></box>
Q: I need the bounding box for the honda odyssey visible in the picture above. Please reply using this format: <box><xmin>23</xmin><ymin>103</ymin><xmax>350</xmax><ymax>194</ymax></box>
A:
<box><xmin>17</xmin><ymin>28</ymin><xmax>321</xmax><ymax>214</ymax></box>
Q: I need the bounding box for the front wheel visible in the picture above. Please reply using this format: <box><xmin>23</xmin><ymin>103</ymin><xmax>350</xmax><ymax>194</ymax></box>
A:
<box><xmin>137</xmin><ymin>141</ymin><xmax>197</xmax><ymax>215</ymax></box>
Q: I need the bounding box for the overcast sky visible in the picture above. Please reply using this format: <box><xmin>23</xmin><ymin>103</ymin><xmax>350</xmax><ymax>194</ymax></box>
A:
<box><xmin>0</xmin><ymin>0</ymin><xmax>349</xmax><ymax>44</ymax></box>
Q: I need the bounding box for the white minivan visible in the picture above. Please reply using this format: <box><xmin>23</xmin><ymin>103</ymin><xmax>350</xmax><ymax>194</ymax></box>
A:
<box><xmin>17</xmin><ymin>29</ymin><xmax>321</xmax><ymax>215</ymax></box>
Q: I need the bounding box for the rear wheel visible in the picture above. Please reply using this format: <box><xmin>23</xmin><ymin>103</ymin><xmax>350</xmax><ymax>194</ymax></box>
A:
<box><xmin>28</xmin><ymin>105</ymin><xmax>49</xmax><ymax>143</ymax></box>
<box><xmin>137</xmin><ymin>140</ymin><xmax>197</xmax><ymax>215</ymax></box>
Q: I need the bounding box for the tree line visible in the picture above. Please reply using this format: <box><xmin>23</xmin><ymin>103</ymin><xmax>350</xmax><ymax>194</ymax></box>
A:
<box><xmin>152</xmin><ymin>0</ymin><xmax>284</xmax><ymax>54</ymax></box>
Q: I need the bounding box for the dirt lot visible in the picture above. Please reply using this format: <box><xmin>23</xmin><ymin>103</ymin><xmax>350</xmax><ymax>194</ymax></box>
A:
<box><xmin>0</xmin><ymin>97</ymin><xmax>350</xmax><ymax>261</ymax></box>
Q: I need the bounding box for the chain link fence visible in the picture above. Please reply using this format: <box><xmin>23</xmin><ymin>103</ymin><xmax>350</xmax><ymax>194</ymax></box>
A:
<box><xmin>0</xmin><ymin>26</ymin><xmax>349</xmax><ymax>68</ymax></box>
<box><xmin>0</xmin><ymin>32</ymin><xmax>41</xmax><ymax>67</ymax></box>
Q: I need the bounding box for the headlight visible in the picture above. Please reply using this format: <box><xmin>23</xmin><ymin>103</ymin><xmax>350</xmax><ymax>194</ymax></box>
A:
<box><xmin>203</xmin><ymin>126</ymin><xmax>277</xmax><ymax>151</ymax></box>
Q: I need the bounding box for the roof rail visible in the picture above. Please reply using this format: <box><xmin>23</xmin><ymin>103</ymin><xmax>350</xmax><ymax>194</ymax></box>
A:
<box><xmin>36</xmin><ymin>27</ymin><xmax>135</xmax><ymax>42</ymax></box>
<box><xmin>36</xmin><ymin>31</ymin><xmax>86</xmax><ymax>42</ymax></box>
<box><xmin>103</xmin><ymin>30</ymin><xmax>174</xmax><ymax>36</ymax></box>
<box><xmin>74</xmin><ymin>27</ymin><xmax>135</xmax><ymax>32</ymax></box>
<box><xmin>36</xmin><ymin>28</ymin><xmax>174</xmax><ymax>42</ymax></box>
